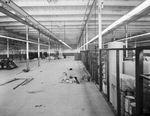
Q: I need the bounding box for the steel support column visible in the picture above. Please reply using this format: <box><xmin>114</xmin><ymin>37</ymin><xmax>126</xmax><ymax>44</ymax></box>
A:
<box><xmin>86</xmin><ymin>24</ymin><xmax>88</xmax><ymax>50</ymax></box>
<box><xmin>80</xmin><ymin>38</ymin><xmax>81</xmax><ymax>50</ymax></box>
<box><xmin>135</xmin><ymin>48</ymin><xmax>143</xmax><ymax>115</ymax></box>
<box><xmin>98</xmin><ymin>0</ymin><xmax>102</xmax><ymax>49</ymax></box>
<box><xmin>81</xmin><ymin>36</ymin><xmax>83</xmax><ymax>50</ymax></box>
<box><xmin>80</xmin><ymin>39</ymin><xmax>82</xmax><ymax>51</ymax></box>
<box><xmin>116</xmin><ymin>50</ymin><xmax>121</xmax><ymax>116</ymax></box>
<box><xmin>7</xmin><ymin>38</ymin><xmax>9</xmax><ymax>59</ymax></box>
<box><xmin>26</xmin><ymin>25</ymin><xmax>29</xmax><ymax>70</ymax></box>
<box><xmin>82</xmin><ymin>36</ymin><xmax>84</xmax><ymax>50</ymax></box>
<box><xmin>98</xmin><ymin>0</ymin><xmax>103</xmax><ymax>92</ymax></box>
<box><xmin>99</xmin><ymin>49</ymin><xmax>102</xmax><ymax>91</ymax></box>
<box><xmin>125</xmin><ymin>25</ymin><xmax>128</xmax><ymax>57</ymax></box>
<box><xmin>57</xmin><ymin>43</ymin><xmax>59</xmax><ymax>51</ymax></box>
<box><xmin>84</xmin><ymin>29</ymin><xmax>86</xmax><ymax>50</ymax></box>
<box><xmin>106</xmin><ymin>50</ymin><xmax>110</xmax><ymax>102</ymax></box>
<box><xmin>48</xmin><ymin>38</ymin><xmax>51</xmax><ymax>62</ymax></box>
<box><xmin>38</xmin><ymin>31</ymin><xmax>40</xmax><ymax>67</ymax></box>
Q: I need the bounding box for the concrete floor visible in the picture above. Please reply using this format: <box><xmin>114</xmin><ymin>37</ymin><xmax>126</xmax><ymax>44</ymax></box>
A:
<box><xmin>0</xmin><ymin>57</ymin><xmax>115</xmax><ymax>116</ymax></box>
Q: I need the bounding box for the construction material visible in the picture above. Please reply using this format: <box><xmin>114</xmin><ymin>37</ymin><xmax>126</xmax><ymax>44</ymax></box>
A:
<box><xmin>35</xmin><ymin>105</ymin><xmax>45</xmax><ymax>107</ymax></box>
<box><xmin>0</xmin><ymin>78</ymin><xmax>19</xmax><ymax>86</ymax></box>
<box><xmin>27</xmin><ymin>90</ymin><xmax>43</xmax><ymax>94</ymax></box>
<box><xmin>13</xmin><ymin>79</ymin><xmax>28</xmax><ymax>90</ymax></box>
<box><xmin>13</xmin><ymin>78</ymin><xmax>34</xmax><ymax>90</ymax></box>
<box><xmin>59</xmin><ymin>73</ymin><xmax>80</xmax><ymax>84</ymax></box>
<box><xmin>21</xmin><ymin>78</ymin><xmax>34</xmax><ymax>86</ymax></box>
<box><xmin>0</xmin><ymin>59</ymin><xmax>18</xmax><ymax>69</ymax></box>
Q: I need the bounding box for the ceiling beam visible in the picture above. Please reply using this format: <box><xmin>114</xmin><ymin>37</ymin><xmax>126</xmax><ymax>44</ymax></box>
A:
<box><xmin>0</xmin><ymin>0</ymin><xmax>72</xmax><ymax>49</ymax></box>
<box><xmin>0</xmin><ymin>17</ymin><xmax>119</xmax><ymax>22</ymax></box>
<box><xmin>3</xmin><ymin>21</ymin><xmax>150</xmax><ymax>28</ymax></box>
<box><xmin>8</xmin><ymin>25</ymin><xmax>150</xmax><ymax>31</ymax></box>
<box><xmin>116</xmin><ymin>32</ymin><xmax>150</xmax><ymax>42</ymax></box>
<box><xmin>0</xmin><ymin>10</ymin><xmax>129</xmax><ymax>16</ymax></box>
<box><xmin>13</xmin><ymin>0</ymin><xmax>91</xmax><ymax>7</ymax></box>
<box><xmin>0</xmin><ymin>35</ymin><xmax>48</xmax><ymax>46</ymax></box>
<box><xmin>13</xmin><ymin>0</ymin><xmax>141</xmax><ymax>7</ymax></box>
<box><xmin>13</xmin><ymin>29</ymin><xmax>82</xmax><ymax>33</ymax></box>
<box><xmin>2</xmin><ymin>15</ymin><xmax>150</xmax><ymax>23</ymax></box>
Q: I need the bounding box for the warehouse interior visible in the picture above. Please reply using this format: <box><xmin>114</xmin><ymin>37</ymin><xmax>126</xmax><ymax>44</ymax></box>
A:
<box><xmin>0</xmin><ymin>0</ymin><xmax>150</xmax><ymax>116</ymax></box>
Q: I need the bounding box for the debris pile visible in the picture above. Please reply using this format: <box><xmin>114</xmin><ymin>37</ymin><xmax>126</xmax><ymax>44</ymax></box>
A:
<box><xmin>59</xmin><ymin>72</ymin><xmax>79</xmax><ymax>84</ymax></box>
<box><xmin>59</xmin><ymin>67</ymin><xmax>90</xmax><ymax>84</ymax></box>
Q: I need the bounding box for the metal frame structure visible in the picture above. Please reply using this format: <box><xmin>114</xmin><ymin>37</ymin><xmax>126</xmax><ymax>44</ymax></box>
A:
<box><xmin>80</xmin><ymin>46</ymin><xmax>150</xmax><ymax>116</ymax></box>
